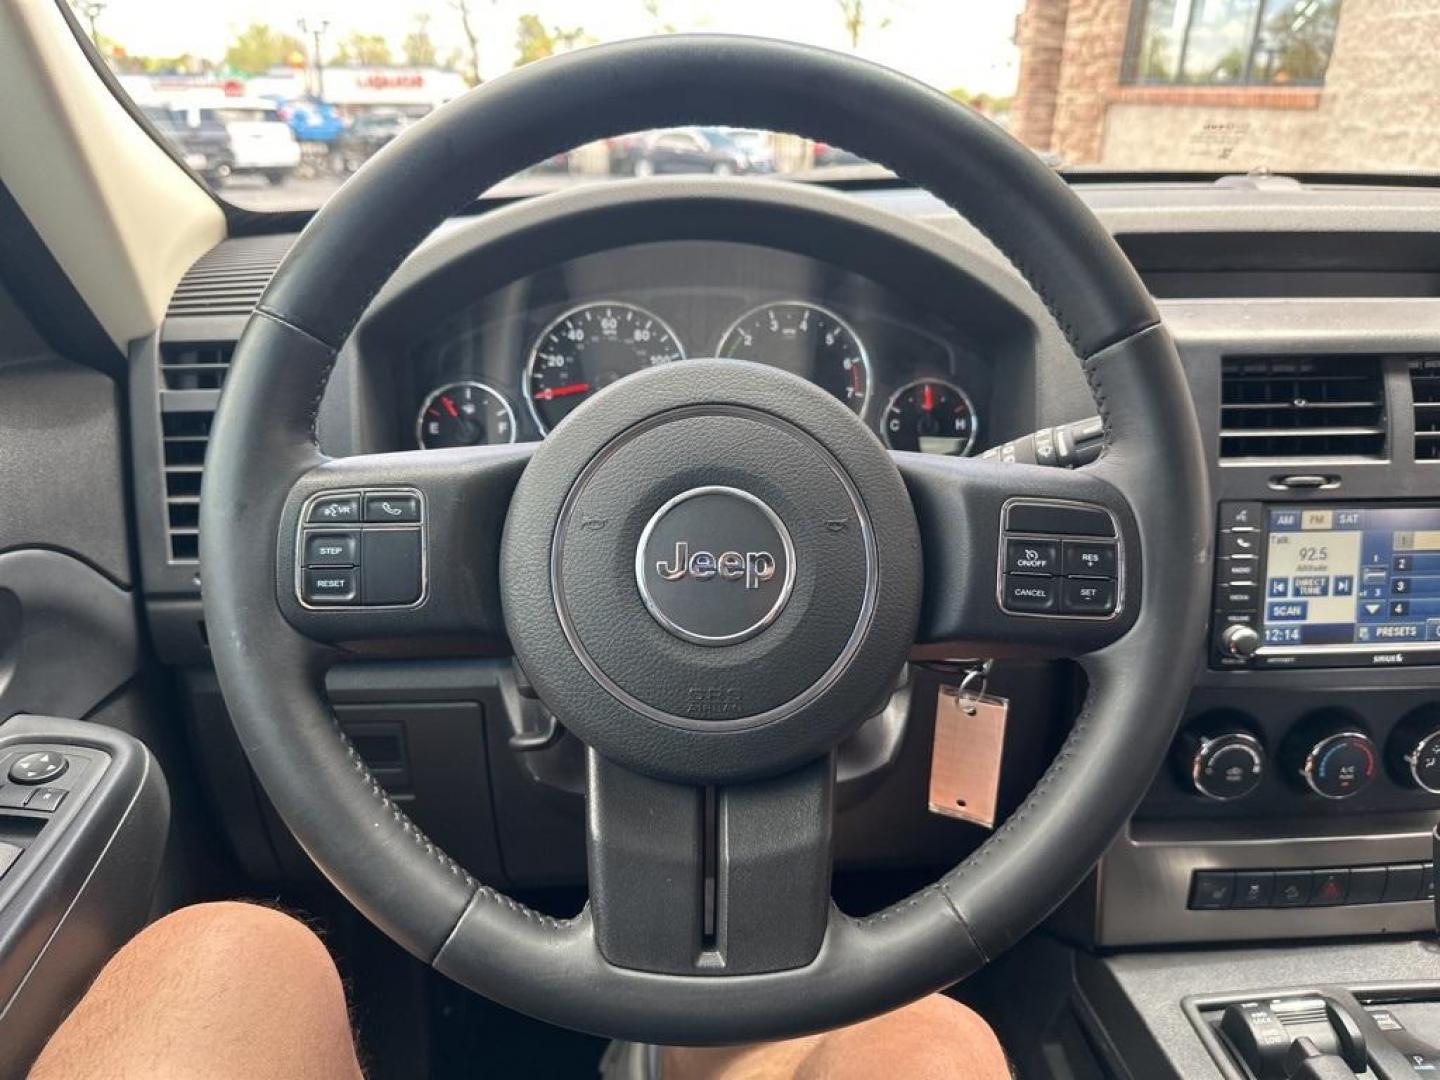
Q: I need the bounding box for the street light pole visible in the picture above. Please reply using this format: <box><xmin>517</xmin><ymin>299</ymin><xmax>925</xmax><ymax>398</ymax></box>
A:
<box><xmin>81</xmin><ymin>1</ymin><xmax>106</xmax><ymax>47</ymax></box>
<box><xmin>298</xmin><ymin>18</ymin><xmax>330</xmax><ymax>99</ymax></box>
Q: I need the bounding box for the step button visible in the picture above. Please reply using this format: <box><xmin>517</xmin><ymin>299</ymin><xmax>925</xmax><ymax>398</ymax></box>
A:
<box><xmin>304</xmin><ymin>532</ymin><xmax>359</xmax><ymax>567</ymax></box>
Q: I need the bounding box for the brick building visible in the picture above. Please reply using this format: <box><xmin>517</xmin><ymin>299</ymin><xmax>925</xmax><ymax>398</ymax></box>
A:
<box><xmin>1012</xmin><ymin>0</ymin><xmax>1440</xmax><ymax>172</ymax></box>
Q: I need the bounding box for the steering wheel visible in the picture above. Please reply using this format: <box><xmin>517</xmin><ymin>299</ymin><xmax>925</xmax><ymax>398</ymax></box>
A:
<box><xmin>201</xmin><ymin>36</ymin><xmax>1209</xmax><ymax>1044</ymax></box>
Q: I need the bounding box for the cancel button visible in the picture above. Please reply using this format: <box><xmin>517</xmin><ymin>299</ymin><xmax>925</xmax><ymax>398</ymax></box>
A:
<box><xmin>1005</xmin><ymin>539</ymin><xmax>1060</xmax><ymax>576</ymax></box>
<box><xmin>1003</xmin><ymin>574</ymin><xmax>1059</xmax><ymax>613</ymax></box>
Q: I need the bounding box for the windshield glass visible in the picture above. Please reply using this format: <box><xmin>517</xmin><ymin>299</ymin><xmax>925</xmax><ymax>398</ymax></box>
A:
<box><xmin>72</xmin><ymin>0</ymin><xmax>1398</xmax><ymax>212</ymax></box>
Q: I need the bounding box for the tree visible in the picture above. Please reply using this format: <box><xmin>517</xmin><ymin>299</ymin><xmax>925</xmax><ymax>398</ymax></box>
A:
<box><xmin>402</xmin><ymin>13</ymin><xmax>438</xmax><ymax>67</ymax></box>
<box><xmin>332</xmin><ymin>32</ymin><xmax>393</xmax><ymax>66</ymax></box>
<box><xmin>642</xmin><ymin>0</ymin><xmax>677</xmax><ymax>34</ymax></box>
<box><xmin>449</xmin><ymin>0</ymin><xmax>489</xmax><ymax>86</ymax></box>
<box><xmin>835</xmin><ymin>0</ymin><xmax>890</xmax><ymax>50</ymax></box>
<box><xmin>223</xmin><ymin>22</ymin><xmax>306</xmax><ymax>75</ymax></box>
<box><xmin>514</xmin><ymin>14</ymin><xmax>589</xmax><ymax>67</ymax></box>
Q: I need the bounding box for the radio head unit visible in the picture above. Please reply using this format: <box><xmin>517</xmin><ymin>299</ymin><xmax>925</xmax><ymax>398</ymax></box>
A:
<box><xmin>1213</xmin><ymin>502</ymin><xmax>1440</xmax><ymax>669</ymax></box>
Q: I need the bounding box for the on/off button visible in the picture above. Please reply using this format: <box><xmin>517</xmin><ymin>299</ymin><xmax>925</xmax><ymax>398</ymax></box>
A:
<box><xmin>1005</xmin><ymin>539</ymin><xmax>1060</xmax><ymax>576</ymax></box>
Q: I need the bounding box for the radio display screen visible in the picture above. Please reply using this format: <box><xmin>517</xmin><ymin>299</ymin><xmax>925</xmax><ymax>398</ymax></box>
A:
<box><xmin>1262</xmin><ymin>505</ymin><xmax>1440</xmax><ymax>649</ymax></box>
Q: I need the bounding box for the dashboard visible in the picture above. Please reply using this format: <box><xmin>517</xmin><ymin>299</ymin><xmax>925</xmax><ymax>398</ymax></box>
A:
<box><xmin>397</xmin><ymin>241</ymin><xmax>990</xmax><ymax>457</ymax></box>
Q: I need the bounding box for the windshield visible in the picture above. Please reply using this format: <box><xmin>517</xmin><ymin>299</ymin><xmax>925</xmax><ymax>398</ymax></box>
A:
<box><xmin>72</xmin><ymin>0</ymin><xmax>1396</xmax><ymax>212</ymax></box>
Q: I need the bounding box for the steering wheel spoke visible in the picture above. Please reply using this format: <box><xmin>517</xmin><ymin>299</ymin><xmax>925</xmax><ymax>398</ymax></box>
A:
<box><xmin>896</xmin><ymin>452</ymin><xmax>1141</xmax><ymax>660</ymax></box>
<box><xmin>275</xmin><ymin>444</ymin><xmax>532</xmax><ymax>652</ymax></box>
<box><xmin>587</xmin><ymin>751</ymin><xmax>835</xmax><ymax>976</ymax></box>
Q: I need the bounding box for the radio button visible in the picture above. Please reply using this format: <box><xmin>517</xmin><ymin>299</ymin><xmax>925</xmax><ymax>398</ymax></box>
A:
<box><xmin>1002</xmin><ymin>575</ymin><xmax>1059</xmax><ymax>613</ymax></box>
<box><xmin>1063</xmin><ymin>540</ymin><xmax>1116</xmax><ymax>578</ymax></box>
<box><xmin>1005</xmin><ymin>539</ymin><xmax>1059</xmax><ymax>576</ymax></box>
<box><xmin>1224</xmin><ymin>557</ymin><xmax>1258</xmax><ymax>585</ymax></box>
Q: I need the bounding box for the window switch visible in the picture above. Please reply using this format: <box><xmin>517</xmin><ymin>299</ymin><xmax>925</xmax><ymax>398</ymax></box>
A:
<box><xmin>27</xmin><ymin>787</ymin><xmax>66</xmax><ymax>813</ymax></box>
<box><xmin>0</xmin><ymin>842</ymin><xmax>18</xmax><ymax>878</ymax></box>
<box><xmin>0</xmin><ymin>786</ymin><xmax>30</xmax><ymax>809</ymax></box>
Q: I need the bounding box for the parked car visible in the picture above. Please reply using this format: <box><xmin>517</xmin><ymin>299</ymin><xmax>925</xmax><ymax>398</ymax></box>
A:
<box><xmin>630</xmin><ymin>126</ymin><xmax>773</xmax><ymax>176</ymax></box>
<box><xmin>335</xmin><ymin>111</ymin><xmax>411</xmax><ymax>174</ymax></box>
<box><xmin>811</xmin><ymin>140</ymin><xmax>868</xmax><ymax>168</ymax></box>
<box><xmin>141</xmin><ymin>104</ymin><xmax>233</xmax><ymax>184</ymax></box>
<box><xmin>165</xmin><ymin>98</ymin><xmax>301</xmax><ymax>185</ymax></box>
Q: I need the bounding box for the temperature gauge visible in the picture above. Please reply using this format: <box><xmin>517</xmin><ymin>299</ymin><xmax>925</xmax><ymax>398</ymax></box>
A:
<box><xmin>882</xmin><ymin>378</ymin><xmax>977</xmax><ymax>456</ymax></box>
<box><xmin>417</xmin><ymin>381</ymin><xmax>517</xmax><ymax>449</ymax></box>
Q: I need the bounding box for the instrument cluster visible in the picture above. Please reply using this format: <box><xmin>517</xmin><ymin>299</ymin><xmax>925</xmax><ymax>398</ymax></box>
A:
<box><xmin>406</xmin><ymin>244</ymin><xmax>989</xmax><ymax>458</ymax></box>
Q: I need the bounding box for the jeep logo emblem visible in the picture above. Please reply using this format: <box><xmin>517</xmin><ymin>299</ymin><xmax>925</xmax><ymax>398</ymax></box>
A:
<box><xmin>655</xmin><ymin>542</ymin><xmax>777</xmax><ymax>590</ymax></box>
<box><xmin>636</xmin><ymin>486</ymin><xmax>794</xmax><ymax>646</ymax></box>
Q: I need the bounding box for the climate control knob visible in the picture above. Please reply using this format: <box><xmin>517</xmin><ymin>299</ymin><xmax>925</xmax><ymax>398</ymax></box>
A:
<box><xmin>1219</xmin><ymin>623</ymin><xmax>1261</xmax><ymax>658</ymax></box>
<box><xmin>1180</xmin><ymin>729</ymin><xmax>1266</xmax><ymax>801</ymax></box>
<box><xmin>1389</xmin><ymin>710</ymin><xmax>1440</xmax><ymax>795</ymax></box>
<box><xmin>1299</xmin><ymin>730</ymin><xmax>1378</xmax><ymax>800</ymax></box>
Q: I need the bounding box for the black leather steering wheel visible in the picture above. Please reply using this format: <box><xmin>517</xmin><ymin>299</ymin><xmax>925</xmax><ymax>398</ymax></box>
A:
<box><xmin>201</xmin><ymin>36</ymin><xmax>1210</xmax><ymax>1044</ymax></box>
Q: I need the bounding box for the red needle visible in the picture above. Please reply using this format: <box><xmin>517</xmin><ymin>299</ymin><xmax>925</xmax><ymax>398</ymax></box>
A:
<box><xmin>921</xmin><ymin>383</ymin><xmax>935</xmax><ymax>412</ymax></box>
<box><xmin>534</xmin><ymin>382</ymin><xmax>592</xmax><ymax>402</ymax></box>
<box><xmin>441</xmin><ymin>395</ymin><xmax>459</xmax><ymax>418</ymax></box>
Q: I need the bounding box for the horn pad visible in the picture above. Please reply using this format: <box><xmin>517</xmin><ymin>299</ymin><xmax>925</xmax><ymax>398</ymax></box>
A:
<box><xmin>501</xmin><ymin>361</ymin><xmax>921</xmax><ymax>784</ymax></box>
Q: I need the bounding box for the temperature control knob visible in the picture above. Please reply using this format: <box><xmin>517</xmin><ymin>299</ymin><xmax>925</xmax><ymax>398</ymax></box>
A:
<box><xmin>1389</xmin><ymin>709</ymin><xmax>1440</xmax><ymax>795</ymax></box>
<box><xmin>1181</xmin><ymin>729</ymin><xmax>1266</xmax><ymax>801</ymax></box>
<box><xmin>1298</xmin><ymin>729</ymin><xmax>1378</xmax><ymax>800</ymax></box>
<box><xmin>1219</xmin><ymin>623</ymin><xmax>1260</xmax><ymax>658</ymax></box>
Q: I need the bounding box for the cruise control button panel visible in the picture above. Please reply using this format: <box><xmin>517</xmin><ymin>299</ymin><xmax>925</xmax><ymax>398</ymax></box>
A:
<box><xmin>296</xmin><ymin>489</ymin><xmax>425</xmax><ymax>609</ymax></box>
<box><xmin>999</xmin><ymin>499</ymin><xmax>1122</xmax><ymax>619</ymax></box>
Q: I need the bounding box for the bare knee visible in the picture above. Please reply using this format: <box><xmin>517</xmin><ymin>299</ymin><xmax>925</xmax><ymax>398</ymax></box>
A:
<box><xmin>796</xmin><ymin>995</ymin><xmax>1009</xmax><ymax>1080</ymax></box>
<box><xmin>33</xmin><ymin>902</ymin><xmax>361</xmax><ymax>1080</ymax></box>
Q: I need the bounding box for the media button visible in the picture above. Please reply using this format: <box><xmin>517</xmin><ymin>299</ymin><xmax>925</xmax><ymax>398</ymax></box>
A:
<box><xmin>1215</xmin><ymin>584</ymin><xmax>1258</xmax><ymax>611</ymax></box>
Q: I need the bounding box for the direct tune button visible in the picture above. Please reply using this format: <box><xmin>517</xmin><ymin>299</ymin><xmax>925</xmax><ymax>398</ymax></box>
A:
<box><xmin>1002</xmin><ymin>574</ymin><xmax>1059</xmax><ymax>613</ymax></box>
<box><xmin>304</xmin><ymin>532</ymin><xmax>358</xmax><ymax>567</ymax></box>
<box><xmin>9</xmin><ymin>751</ymin><xmax>67</xmax><ymax>786</ymax></box>
<box><xmin>1005</xmin><ymin>539</ymin><xmax>1059</xmax><ymax>575</ymax></box>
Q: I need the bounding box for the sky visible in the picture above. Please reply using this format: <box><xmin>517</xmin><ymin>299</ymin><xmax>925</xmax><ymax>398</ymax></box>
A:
<box><xmin>87</xmin><ymin>0</ymin><xmax>1025</xmax><ymax>96</ymax></box>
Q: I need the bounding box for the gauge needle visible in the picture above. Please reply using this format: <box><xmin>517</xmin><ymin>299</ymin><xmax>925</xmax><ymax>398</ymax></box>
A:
<box><xmin>533</xmin><ymin>383</ymin><xmax>592</xmax><ymax>401</ymax></box>
<box><xmin>921</xmin><ymin>383</ymin><xmax>935</xmax><ymax>412</ymax></box>
<box><xmin>441</xmin><ymin>395</ymin><xmax>460</xmax><ymax>418</ymax></box>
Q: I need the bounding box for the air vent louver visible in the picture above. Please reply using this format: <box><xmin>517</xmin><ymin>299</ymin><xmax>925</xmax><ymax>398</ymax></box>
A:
<box><xmin>159</xmin><ymin>342</ymin><xmax>231</xmax><ymax>561</ymax></box>
<box><xmin>165</xmin><ymin>234</ymin><xmax>292</xmax><ymax>318</ymax></box>
<box><xmin>1412</xmin><ymin>359</ymin><xmax>1440</xmax><ymax>461</ymax></box>
<box><xmin>1220</xmin><ymin>356</ymin><xmax>1385</xmax><ymax>460</ymax></box>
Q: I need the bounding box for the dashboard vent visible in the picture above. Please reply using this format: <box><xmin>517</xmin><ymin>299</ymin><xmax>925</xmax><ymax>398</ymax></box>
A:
<box><xmin>165</xmin><ymin>235</ymin><xmax>293</xmax><ymax>318</ymax></box>
<box><xmin>1412</xmin><ymin>359</ymin><xmax>1440</xmax><ymax>461</ymax></box>
<box><xmin>160</xmin><ymin>342</ymin><xmax>231</xmax><ymax>390</ymax></box>
<box><xmin>1220</xmin><ymin>356</ymin><xmax>1386</xmax><ymax>460</ymax></box>
<box><xmin>159</xmin><ymin>341</ymin><xmax>231</xmax><ymax>560</ymax></box>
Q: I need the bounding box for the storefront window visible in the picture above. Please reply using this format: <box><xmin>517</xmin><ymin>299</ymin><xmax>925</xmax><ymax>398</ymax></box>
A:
<box><xmin>1126</xmin><ymin>0</ymin><xmax>1341</xmax><ymax>85</ymax></box>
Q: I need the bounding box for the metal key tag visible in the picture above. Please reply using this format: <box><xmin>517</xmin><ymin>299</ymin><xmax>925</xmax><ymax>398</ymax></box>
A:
<box><xmin>928</xmin><ymin>681</ymin><xmax>1010</xmax><ymax>829</ymax></box>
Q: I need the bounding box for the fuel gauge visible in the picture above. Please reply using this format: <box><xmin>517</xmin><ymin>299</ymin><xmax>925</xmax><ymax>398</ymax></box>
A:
<box><xmin>417</xmin><ymin>381</ymin><xmax>517</xmax><ymax>449</ymax></box>
<box><xmin>882</xmin><ymin>379</ymin><xmax>977</xmax><ymax>456</ymax></box>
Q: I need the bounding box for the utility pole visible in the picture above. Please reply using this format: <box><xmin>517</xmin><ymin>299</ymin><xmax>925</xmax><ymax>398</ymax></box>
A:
<box><xmin>80</xmin><ymin>1</ymin><xmax>106</xmax><ymax>47</ymax></box>
<box><xmin>298</xmin><ymin>18</ymin><xmax>330</xmax><ymax>99</ymax></box>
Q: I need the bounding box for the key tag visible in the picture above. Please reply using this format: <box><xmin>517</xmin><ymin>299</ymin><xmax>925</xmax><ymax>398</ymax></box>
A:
<box><xmin>928</xmin><ymin>664</ymin><xmax>1010</xmax><ymax>829</ymax></box>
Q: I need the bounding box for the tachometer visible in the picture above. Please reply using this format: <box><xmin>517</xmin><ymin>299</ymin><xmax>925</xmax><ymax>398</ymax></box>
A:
<box><xmin>526</xmin><ymin>301</ymin><xmax>685</xmax><ymax>433</ymax></box>
<box><xmin>417</xmin><ymin>381</ymin><xmax>518</xmax><ymax>448</ymax></box>
<box><xmin>716</xmin><ymin>301</ymin><xmax>870</xmax><ymax>415</ymax></box>
<box><xmin>882</xmin><ymin>378</ymin><xmax>978</xmax><ymax>456</ymax></box>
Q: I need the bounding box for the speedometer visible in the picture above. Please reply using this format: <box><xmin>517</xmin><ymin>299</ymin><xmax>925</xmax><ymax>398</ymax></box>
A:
<box><xmin>525</xmin><ymin>301</ymin><xmax>685</xmax><ymax>433</ymax></box>
<box><xmin>716</xmin><ymin>301</ymin><xmax>870</xmax><ymax>415</ymax></box>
